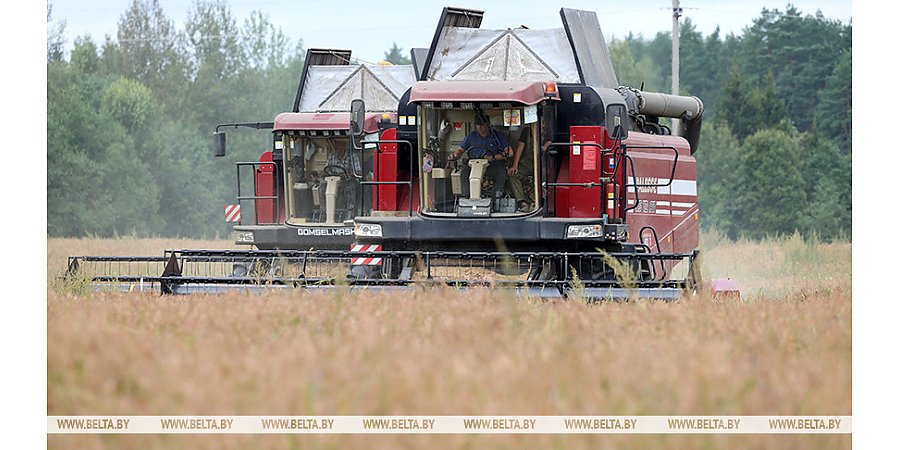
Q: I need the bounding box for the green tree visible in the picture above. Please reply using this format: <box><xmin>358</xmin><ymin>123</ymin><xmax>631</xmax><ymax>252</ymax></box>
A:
<box><xmin>676</xmin><ymin>18</ymin><xmax>704</xmax><ymax>96</ymax></box>
<box><xmin>609</xmin><ymin>38</ymin><xmax>662</xmax><ymax>89</ymax></box>
<box><xmin>383</xmin><ymin>42</ymin><xmax>411</xmax><ymax>65</ymax></box>
<box><xmin>747</xmin><ymin>71</ymin><xmax>788</xmax><ymax>133</ymax></box>
<box><xmin>47</xmin><ymin>4</ymin><xmax>67</xmax><ymax>63</ymax></box>
<box><xmin>242</xmin><ymin>11</ymin><xmax>288</xmax><ymax>71</ymax></box>
<box><xmin>797</xmin><ymin>132</ymin><xmax>851</xmax><ymax>239</ymax></box>
<box><xmin>115</xmin><ymin>0</ymin><xmax>184</xmax><ymax>89</ymax></box>
<box><xmin>101</xmin><ymin>77</ymin><xmax>156</xmax><ymax>131</ymax></box>
<box><xmin>719</xmin><ymin>65</ymin><xmax>753</xmax><ymax>139</ymax></box>
<box><xmin>814</xmin><ymin>49</ymin><xmax>852</xmax><ymax>152</ymax></box>
<box><xmin>184</xmin><ymin>0</ymin><xmax>244</xmax><ymax>76</ymax></box>
<box><xmin>182</xmin><ymin>0</ymin><xmax>245</xmax><ymax>132</ymax></box>
<box><xmin>687</xmin><ymin>26</ymin><xmax>731</xmax><ymax>119</ymax></box>
<box><xmin>696</xmin><ymin>122</ymin><xmax>741</xmax><ymax>234</ymax></box>
<box><xmin>719</xmin><ymin>67</ymin><xmax>788</xmax><ymax>141</ymax></box>
<box><xmin>70</xmin><ymin>36</ymin><xmax>100</xmax><ymax>76</ymax></box>
<box><xmin>729</xmin><ymin>125</ymin><xmax>808</xmax><ymax>239</ymax></box>
<box><xmin>48</xmin><ymin>55</ymin><xmax>163</xmax><ymax>236</ymax></box>
<box><xmin>738</xmin><ymin>6</ymin><xmax>849</xmax><ymax>132</ymax></box>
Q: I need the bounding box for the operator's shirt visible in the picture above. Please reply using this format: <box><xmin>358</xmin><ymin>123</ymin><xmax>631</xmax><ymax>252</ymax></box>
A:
<box><xmin>460</xmin><ymin>130</ymin><xmax>509</xmax><ymax>158</ymax></box>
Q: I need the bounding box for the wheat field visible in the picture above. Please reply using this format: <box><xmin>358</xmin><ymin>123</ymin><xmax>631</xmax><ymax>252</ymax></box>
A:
<box><xmin>47</xmin><ymin>232</ymin><xmax>851</xmax><ymax>449</ymax></box>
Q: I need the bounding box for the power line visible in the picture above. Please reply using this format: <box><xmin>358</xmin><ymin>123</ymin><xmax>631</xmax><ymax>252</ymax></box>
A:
<box><xmin>691</xmin><ymin>8</ymin><xmax>849</xmax><ymax>21</ymax></box>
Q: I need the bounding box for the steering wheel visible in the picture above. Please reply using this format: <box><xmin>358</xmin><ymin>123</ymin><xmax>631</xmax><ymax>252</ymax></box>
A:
<box><xmin>465</xmin><ymin>145</ymin><xmax>491</xmax><ymax>160</ymax></box>
<box><xmin>323</xmin><ymin>164</ymin><xmax>348</xmax><ymax>177</ymax></box>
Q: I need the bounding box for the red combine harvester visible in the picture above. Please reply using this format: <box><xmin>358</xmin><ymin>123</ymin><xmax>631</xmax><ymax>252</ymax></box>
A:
<box><xmin>343</xmin><ymin>7</ymin><xmax>704</xmax><ymax>299</ymax></box>
<box><xmin>213</xmin><ymin>48</ymin><xmax>416</xmax><ymax>251</ymax></box>
<box><xmin>67</xmin><ymin>7</ymin><xmax>732</xmax><ymax>299</ymax></box>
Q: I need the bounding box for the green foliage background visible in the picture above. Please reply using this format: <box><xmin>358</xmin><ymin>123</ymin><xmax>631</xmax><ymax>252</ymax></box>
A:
<box><xmin>610</xmin><ymin>4</ymin><xmax>850</xmax><ymax>241</ymax></box>
<box><xmin>47</xmin><ymin>1</ymin><xmax>851</xmax><ymax>241</ymax></box>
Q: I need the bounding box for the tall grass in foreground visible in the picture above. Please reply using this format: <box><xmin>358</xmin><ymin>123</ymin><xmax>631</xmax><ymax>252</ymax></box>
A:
<box><xmin>47</xmin><ymin>234</ymin><xmax>851</xmax><ymax>450</ymax></box>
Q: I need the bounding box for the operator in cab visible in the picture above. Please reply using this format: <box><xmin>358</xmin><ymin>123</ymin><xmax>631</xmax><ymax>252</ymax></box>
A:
<box><xmin>449</xmin><ymin>113</ymin><xmax>513</xmax><ymax>198</ymax></box>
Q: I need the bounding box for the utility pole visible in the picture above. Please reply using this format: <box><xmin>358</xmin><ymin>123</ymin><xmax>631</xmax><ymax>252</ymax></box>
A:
<box><xmin>671</xmin><ymin>0</ymin><xmax>683</xmax><ymax>134</ymax></box>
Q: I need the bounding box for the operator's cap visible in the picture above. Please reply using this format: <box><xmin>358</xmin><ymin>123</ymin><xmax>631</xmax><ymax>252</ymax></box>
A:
<box><xmin>474</xmin><ymin>113</ymin><xmax>490</xmax><ymax>125</ymax></box>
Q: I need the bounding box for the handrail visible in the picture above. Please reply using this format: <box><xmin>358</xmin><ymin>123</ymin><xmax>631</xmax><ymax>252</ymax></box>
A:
<box><xmin>639</xmin><ymin>225</ymin><xmax>666</xmax><ymax>280</ymax></box>
<box><xmin>235</xmin><ymin>161</ymin><xmax>282</xmax><ymax>226</ymax></box>
<box><xmin>622</xmin><ymin>144</ymin><xmax>679</xmax><ymax>214</ymax></box>
<box><xmin>542</xmin><ymin>142</ymin><xmax>616</xmax><ymax>218</ymax></box>
<box><xmin>352</xmin><ymin>137</ymin><xmax>416</xmax><ymax>217</ymax></box>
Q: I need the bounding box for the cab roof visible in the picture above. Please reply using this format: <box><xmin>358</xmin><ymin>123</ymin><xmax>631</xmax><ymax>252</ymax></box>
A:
<box><xmin>408</xmin><ymin>80</ymin><xmax>549</xmax><ymax>106</ymax></box>
<box><xmin>274</xmin><ymin>112</ymin><xmax>394</xmax><ymax>134</ymax></box>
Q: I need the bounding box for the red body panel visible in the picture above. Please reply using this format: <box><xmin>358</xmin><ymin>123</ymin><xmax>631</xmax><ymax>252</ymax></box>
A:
<box><xmin>373</xmin><ymin>128</ymin><xmax>413</xmax><ymax>212</ymax></box>
<box><xmin>551</xmin><ymin>127</ymin><xmax>698</xmax><ymax>255</ymax></box>
<box><xmin>623</xmin><ymin>133</ymin><xmax>698</xmax><ymax>255</ymax></box>
<box><xmin>375</xmin><ymin>128</ymin><xmax>399</xmax><ymax>210</ymax></box>
<box><xmin>557</xmin><ymin>126</ymin><xmax>604</xmax><ymax>218</ymax></box>
<box><xmin>254</xmin><ymin>151</ymin><xmax>282</xmax><ymax>224</ymax></box>
<box><xmin>398</xmin><ymin>178</ymin><xmax>419</xmax><ymax>213</ymax></box>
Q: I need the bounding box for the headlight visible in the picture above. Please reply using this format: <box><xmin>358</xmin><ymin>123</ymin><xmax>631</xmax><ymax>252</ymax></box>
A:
<box><xmin>354</xmin><ymin>223</ymin><xmax>382</xmax><ymax>237</ymax></box>
<box><xmin>566</xmin><ymin>224</ymin><xmax>604</xmax><ymax>239</ymax></box>
<box><xmin>235</xmin><ymin>231</ymin><xmax>255</xmax><ymax>244</ymax></box>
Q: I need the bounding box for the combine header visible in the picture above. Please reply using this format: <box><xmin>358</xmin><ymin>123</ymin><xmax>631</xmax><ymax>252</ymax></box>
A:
<box><xmin>67</xmin><ymin>6</ymin><xmax>725</xmax><ymax>300</ymax></box>
<box><xmin>67</xmin><ymin>249</ymin><xmax>696</xmax><ymax>299</ymax></box>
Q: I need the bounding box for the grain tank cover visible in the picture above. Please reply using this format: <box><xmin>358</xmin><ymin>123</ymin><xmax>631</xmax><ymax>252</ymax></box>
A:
<box><xmin>418</xmin><ymin>6</ymin><xmax>581</xmax><ymax>83</ymax></box>
<box><xmin>560</xmin><ymin>8</ymin><xmax>618</xmax><ymax>89</ymax></box>
<box><xmin>417</xmin><ymin>7</ymin><xmax>619</xmax><ymax>87</ymax></box>
<box><xmin>293</xmin><ymin>48</ymin><xmax>352</xmax><ymax>112</ymax></box>
<box><xmin>422</xmin><ymin>27</ymin><xmax>580</xmax><ymax>83</ymax></box>
<box><xmin>295</xmin><ymin>64</ymin><xmax>416</xmax><ymax>113</ymax></box>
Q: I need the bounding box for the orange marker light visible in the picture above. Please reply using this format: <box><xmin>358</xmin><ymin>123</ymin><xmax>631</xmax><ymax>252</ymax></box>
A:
<box><xmin>543</xmin><ymin>81</ymin><xmax>558</xmax><ymax>97</ymax></box>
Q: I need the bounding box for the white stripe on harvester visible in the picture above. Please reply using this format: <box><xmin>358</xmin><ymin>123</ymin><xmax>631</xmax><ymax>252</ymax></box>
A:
<box><xmin>656</xmin><ymin>181</ymin><xmax>696</xmax><ymax>196</ymax></box>
<box><xmin>670</xmin><ymin>180</ymin><xmax>697</xmax><ymax>196</ymax></box>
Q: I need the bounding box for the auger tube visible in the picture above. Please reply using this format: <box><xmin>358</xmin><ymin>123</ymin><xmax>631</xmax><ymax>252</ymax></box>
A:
<box><xmin>637</xmin><ymin>91</ymin><xmax>704</xmax><ymax>121</ymax></box>
<box><xmin>619</xmin><ymin>87</ymin><xmax>705</xmax><ymax>152</ymax></box>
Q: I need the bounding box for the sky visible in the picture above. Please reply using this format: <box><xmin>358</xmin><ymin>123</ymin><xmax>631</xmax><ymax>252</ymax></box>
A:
<box><xmin>49</xmin><ymin>0</ymin><xmax>853</xmax><ymax>64</ymax></box>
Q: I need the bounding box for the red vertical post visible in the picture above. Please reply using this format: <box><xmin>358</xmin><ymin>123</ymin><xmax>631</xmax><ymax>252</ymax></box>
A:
<box><xmin>255</xmin><ymin>151</ymin><xmax>276</xmax><ymax>224</ymax></box>
<box><xmin>375</xmin><ymin>128</ymin><xmax>398</xmax><ymax>211</ymax></box>
<box><xmin>566</xmin><ymin>126</ymin><xmax>603</xmax><ymax>218</ymax></box>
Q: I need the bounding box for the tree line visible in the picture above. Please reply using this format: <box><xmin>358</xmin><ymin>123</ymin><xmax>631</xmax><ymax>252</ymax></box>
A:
<box><xmin>48</xmin><ymin>0</ymin><xmax>304</xmax><ymax>238</ymax></box>
<box><xmin>609</xmin><ymin>5</ymin><xmax>851</xmax><ymax>241</ymax></box>
<box><xmin>47</xmin><ymin>1</ymin><xmax>851</xmax><ymax>241</ymax></box>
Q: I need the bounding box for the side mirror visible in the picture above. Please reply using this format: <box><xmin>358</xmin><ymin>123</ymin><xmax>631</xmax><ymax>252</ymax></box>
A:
<box><xmin>350</xmin><ymin>98</ymin><xmax>366</xmax><ymax>137</ymax></box>
<box><xmin>605</xmin><ymin>104</ymin><xmax>629</xmax><ymax>141</ymax></box>
<box><xmin>213</xmin><ymin>131</ymin><xmax>226</xmax><ymax>157</ymax></box>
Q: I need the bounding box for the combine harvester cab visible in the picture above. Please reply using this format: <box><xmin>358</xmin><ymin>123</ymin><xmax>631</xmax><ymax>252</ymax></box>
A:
<box><xmin>348</xmin><ymin>7</ymin><xmax>708</xmax><ymax>300</ymax></box>
<box><xmin>214</xmin><ymin>48</ymin><xmax>416</xmax><ymax>251</ymax></box>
